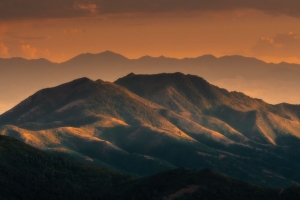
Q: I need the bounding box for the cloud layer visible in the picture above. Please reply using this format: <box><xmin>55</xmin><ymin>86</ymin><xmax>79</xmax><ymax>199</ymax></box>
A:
<box><xmin>1</xmin><ymin>0</ymin><xmax>300</xmax><ymax>20</ymax></box>
<box><xmin>0</xmin><ymin>43</ymin><xmax>9</xmax><ymax>57</ymax></box>
<box><xmin>252</xmin><ymin>32</ymin><xmax>300</xmax><ymax>58</ymax></box>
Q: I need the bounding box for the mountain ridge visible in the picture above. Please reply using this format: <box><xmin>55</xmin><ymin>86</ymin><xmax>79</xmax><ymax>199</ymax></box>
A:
<box><xmin>0</xmin><ymin>51</ymin><xmax>279</xmax><ymax>65</ymax></box>
<box><xmin>1</xmin><ymin>50</ymin><xmax>300</xmax><ymax>115</ymax></box>
<box><xmin>115</xmin><ymin>72</ymin><xmax>300</xmax><ymax>145</ymax></box>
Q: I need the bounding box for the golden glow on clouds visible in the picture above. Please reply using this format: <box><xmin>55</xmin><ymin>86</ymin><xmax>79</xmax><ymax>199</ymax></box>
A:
<box><xmin>21</xmin><ymin>44</ymin><xmax>50</xmax><ymax>58</ymax></box>
<box><xmin>77</xmin><ymin>4</ymin><xmax>98</xmax><ymax>14</ymax></box>
<box><xmin>252</xmin><ymin>32</ymin><xmax>300</xmax><ymax>63</ymax></box>
<box><xmin>0</xmin><ymin>43</ymin><xmax>9</xmax><ymax>57</ymax></box>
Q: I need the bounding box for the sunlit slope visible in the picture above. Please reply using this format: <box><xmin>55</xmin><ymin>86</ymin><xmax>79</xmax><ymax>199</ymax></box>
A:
<box><xmin>2</xmin><ymin>77</ymin><xmax>197</xmax><ymax>139</ymax></box>
<box><xmin>0</xmin><ymin>77</ymin><xmax>213</xmax><ymax>176</ymax></box>
<box><xmin>2</xmin><ymin>75</ymin><xmax>300</xmax><ymax>187</ymax></box>
<box><xmin>0</xmin><ymin>124</ymin><xmax>182</xmax><ymax>176</ymax></box>
<box><xmin>0</xmin><ymin>77</ymin><xmax>166</xmax><ymax>128</ymax></box>
<box><xmin>116</xmin><ymin>72</ymin><xmax>300</xmax><ymax>145</ymax></box>
<box><xmin>0</xmin><ymin>78</ymin><xmax>203</xmax><ymax>176</ymax></box>
<box><xmin>115</xmin><ymin>72</ymin><xmax>267</xmax><ymax>112</ymax></box>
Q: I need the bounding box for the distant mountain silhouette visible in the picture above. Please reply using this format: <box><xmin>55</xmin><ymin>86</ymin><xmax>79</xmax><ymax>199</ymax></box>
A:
<box><xmin>1</xmin><ymin>51</ymin><xmax>300</xmax><ymax>114</ymax></box>
<box><xmin>61</xmin><ymin>51</ymin><xmax>129</xmax><ymax>67</ymax></box>
<box><xmin>1</xmin><ymin>74</ymin><xmax>300</xmax><ymax>187</ymax></box>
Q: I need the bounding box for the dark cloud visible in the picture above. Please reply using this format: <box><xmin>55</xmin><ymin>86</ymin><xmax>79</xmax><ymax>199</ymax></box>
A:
<box><xmin>0</xmin><ymin>0</ymin><xmax>90</xmax><ymax>20</ymax></box>
<box><xmin>1</xmin><ymin>0</ymin><xmax>300</xmax><ymax>20</ymax></box>
<box><xmin>252</xmin><ymin>32</ymin><xmax>300</xmax><ymax>58</ymax></box>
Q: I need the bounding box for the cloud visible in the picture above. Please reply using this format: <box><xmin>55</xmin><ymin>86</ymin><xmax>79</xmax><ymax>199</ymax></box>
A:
<box><xmin>252</xmin><ymin>32</ymin><xmax>300</xmax><ymax>58</ymax></box>
<box><xmin>1</xmin><ymin>0</ymin><xmax>300</xmax><ymax>20</ymax></box>
<box><xmin>76</xmin><ymin>3</ymin><xmax>97</xmax><ymax>14</ymax></box>
<box><xmin>0</xmin><ymin>24</ymin><xmax>8</xmax><ymax>33</ymax></box>
<box><xmin>21</xmin><ymin>44</ymin><xmax>50</xmax><ymax>58</ymax></box>
<box><xmin>0</xmin><ymin>43</ymin><xmax>9</xmax><ymax>57</ymax></box>
<box><xmin>0</xmin><ymin>0</ymin><xmax>90</xmax><ymax>20</ymax></box>
<box><xmin>63</xmin><ymin>28</ymin><xmax>83</xmax><ymax>35</ymax></box>
<box><xmin>11</xmin><ymin>35</ymin><xmax>53</xmax><ymax>41</ymax></box>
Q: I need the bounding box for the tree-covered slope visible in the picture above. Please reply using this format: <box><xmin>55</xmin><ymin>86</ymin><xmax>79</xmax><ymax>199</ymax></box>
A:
<box><xmin>0</xmin><ymin>135</ymin><xmax>132</xmax><ymax>200</ymax></box>
<box><xmin>108</xmin><ymin>168</ymin><xmax>300</xmax><ymax>200</ymax></box>
<box><xmin>1</xmin><ymin>135</ymin><xmax>300</xmax><ymax>200</ymax></box>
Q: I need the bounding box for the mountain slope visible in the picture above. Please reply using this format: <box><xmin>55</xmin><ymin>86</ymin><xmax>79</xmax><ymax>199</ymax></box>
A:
<box><xmin>1</xmin><ymin>136</ymin><xmax>300</xmax><ymax>200</ymax></box>
<box><xmin>115</xmin><ymin>72</ymin><xmax>300</xmax><ymax>145</ymax></box>
<box><xmin>0</xmin><ymin>77</ymin><xmax>210</xmax><ymax>176</ymax></box>
<box><xmin>1</xmin><ymin>75</ymin><xmax>300</xmax><ymax>187</ymax></box>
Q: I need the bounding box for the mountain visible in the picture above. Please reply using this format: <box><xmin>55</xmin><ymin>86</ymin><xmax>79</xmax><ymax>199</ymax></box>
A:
<box><xmin>115</xmin><ymin>72</ymin><xmax>300</xmax><ymax>145</ymax></box>
<box><xmin>1</xmin><ymin>74</ymin><xmax>300</xmax><ymax>188</ymax></box>
<box><xmin>0</xmin><ymin>135</ymin><xmax>132</xmax><ymax>200</ymax></box>
<box><xmin>1</xmin><ymin>51</ymin><xmax>300</xmax><ymax>114</ymax></box>
<box><xmin>0</xmin><ymin>77</ymin><xmax>188</xmax><ymax>176</ymax></box>
<box><xmin>61</xmin><ymin>51</ymin><xmax>129</xmax><ymax>66</ymax></box>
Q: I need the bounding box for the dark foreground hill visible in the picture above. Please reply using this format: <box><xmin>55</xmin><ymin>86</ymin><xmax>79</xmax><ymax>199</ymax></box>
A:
<box><xmin>1</xmin><ymin>74</ymin><xmax>300</xmax><ymax>188</ymax></box>
<box><xmin>0</xmin><ymin>135</ymin><xmax>132</xmax><ymax>200</ymax></box>
<box><xmin>1</xmin><ymin>135</ymin><xmax>300</xmax><ymax>200</ymax></box>
<box><xmin>109</xmin><ymin>168</ymin><xmax>300</xmax><ymax>200</ymax></box>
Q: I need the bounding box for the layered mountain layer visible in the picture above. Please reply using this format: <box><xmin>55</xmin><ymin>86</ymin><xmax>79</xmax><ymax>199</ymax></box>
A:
<box><xmin>1</xmin><ymin>51</ymin><xmax>300</xmax><ymax>115</ymax></box>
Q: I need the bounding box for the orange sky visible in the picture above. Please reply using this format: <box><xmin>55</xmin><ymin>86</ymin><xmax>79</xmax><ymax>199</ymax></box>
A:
<box><xmin>1</xmin><ymin>1</ymin><xmax>300</xmax><ymax>63</ymax></box>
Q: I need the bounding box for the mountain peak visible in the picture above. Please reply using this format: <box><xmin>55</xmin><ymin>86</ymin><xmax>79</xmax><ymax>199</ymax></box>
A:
<box><xmin>62</xmin><ymin>51</ymin><xmax>128</xmax><ymax>65</ymax></box>
<box><xmin>115</xmin><ymin>72</ymin><xmax>207</xmax><ymax>89</ymax></box>
<box><xmin>124</xmin><ymin>72</ymin><xmax>136</xmax><ymax>78</ymax></box>
<box><xmin>99</xmin><ymin>50</ymin><xmax>123</xmax><ymax>56</ymax></box>
<box><xmin>115</xmin><ymin>72</ymin><xmax>270</xmax><ymax>115</ymax></box>
<box><xmin>72</xmin><ymin>76</ymin><xmax>93</xmax><ymax>82</ymax></box>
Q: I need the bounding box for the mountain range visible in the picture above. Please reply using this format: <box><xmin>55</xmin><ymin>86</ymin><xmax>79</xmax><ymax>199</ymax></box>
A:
<box><xmin>1</xmin><ymin>51</ymin><xmax>300</xmax><ymax>114</ymax></box>
<box><xmin>1</xmin><ymin>73</ymin><xmax>300</xmax><ymax>188</ymax></box>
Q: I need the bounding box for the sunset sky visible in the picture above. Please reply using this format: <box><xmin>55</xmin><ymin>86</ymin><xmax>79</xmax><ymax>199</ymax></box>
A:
<box><xmin>1</xmin><ymin>0</ymin><xmax>300</xmax><ymax>63</ymax></box>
